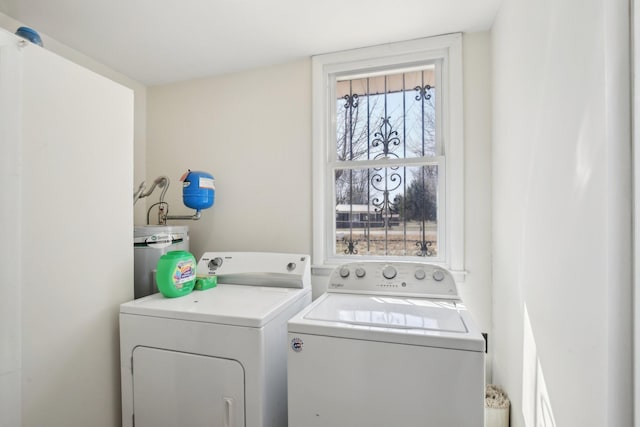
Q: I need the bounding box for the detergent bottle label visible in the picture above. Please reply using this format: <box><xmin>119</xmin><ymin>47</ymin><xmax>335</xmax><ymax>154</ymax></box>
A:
<box><xmin>157</xmin><ymin>250</ymin><xmax>197</xmax><ymax>298</ymax></box>
<box><xmin>172</xmin><ymin>260</ymin><xmax>195</xmax><ymax>289</ymax></box>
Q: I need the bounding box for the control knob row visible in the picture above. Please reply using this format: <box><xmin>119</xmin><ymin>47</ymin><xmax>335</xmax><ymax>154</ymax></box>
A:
<box><xmin>339</xmin><ymin>266</ymin><xmax>367</xmax><ymax>278</ymax></box>
<box><xmin>415</xmin><ymin>268</ymin><xmax>446</xmax><ymax>281</ymax></box>
<box><xmin>339</xmin><ymin>265</ymin><xmax>446</xmax><ymax>282</ymax></box>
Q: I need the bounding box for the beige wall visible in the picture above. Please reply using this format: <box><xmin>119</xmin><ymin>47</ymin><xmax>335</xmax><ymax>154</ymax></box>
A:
<box><xmin>146</xmin><ymin>59</ymin><xmax>312</xmax><ymax>254</ymax></box>
<box><xmin>146</xmin><ymin>31</ymin><xmax>495</xmax><ymax>377</ymax></box>
<box><xmin>460</xmin><ymin>31</ymin><xmax>493</xmax><ymax>377</ymax></box>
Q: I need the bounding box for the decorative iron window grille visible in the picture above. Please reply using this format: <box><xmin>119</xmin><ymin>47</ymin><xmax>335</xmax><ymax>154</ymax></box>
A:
<box><xmin>333</xmin><ymin>66</ymin><xmax>443</xmax><ymax>258</ymax></box>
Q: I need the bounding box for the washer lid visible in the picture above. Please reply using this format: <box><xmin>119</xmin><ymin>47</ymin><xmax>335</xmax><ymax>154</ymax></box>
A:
<box><xmin>304</xmin><ymin>293</ymin><xmax>467</xmax><ymax>332</ymax></box>
<box><xmin>120</xmin><ymin>284</ymin><xmax>309</xmax><ymax>328</ymax></box>
<box><xmin>289</xmin><ymin>293</ymin><xmax>485</xmax><ymax>352</ymax></box>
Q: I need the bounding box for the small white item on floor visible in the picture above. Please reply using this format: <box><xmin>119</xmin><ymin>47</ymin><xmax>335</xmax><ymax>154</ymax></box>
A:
<box><xmin>485</xmin><ymin>384</ymin><xmax>510</xmax><ymax>427</ymax></box>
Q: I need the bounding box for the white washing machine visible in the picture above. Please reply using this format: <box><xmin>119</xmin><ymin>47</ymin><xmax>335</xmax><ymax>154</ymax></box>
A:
<box><xmin>287</xmin><ymin>261</ymin><xmax>485</xmax><ymax>427</ymax></box>
<box><xmin>120</xmin><ymin>252</ymin><xmax>311</xmax><ymax>427</ymax></box>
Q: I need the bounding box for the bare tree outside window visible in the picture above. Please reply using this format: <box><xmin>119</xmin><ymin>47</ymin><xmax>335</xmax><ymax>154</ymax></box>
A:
<box><xmin>334</xmin><ymin>66</ymin><xmax>440</xmax><ymax>257</ymax></box>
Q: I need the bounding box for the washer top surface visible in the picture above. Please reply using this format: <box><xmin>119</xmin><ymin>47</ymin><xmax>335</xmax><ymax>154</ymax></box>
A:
<box><xmin>303</xmin><ymin>293</ymin><xmax>467</xmax><ymax>333</ymax></box>
<box><xmin>121</xmin><ymin>283</ymin><xmax>310</xmax><ymax>327</ymax></box>
<box><xmin>288</xmin><ymin>261</ymin><xmax>484</xmax><ymax>352</ymax></box>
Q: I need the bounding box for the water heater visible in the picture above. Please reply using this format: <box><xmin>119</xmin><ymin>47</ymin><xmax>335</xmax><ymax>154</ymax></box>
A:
<box><xmin>133</xmin><ymin>225</ymin><xmax>189</xmax><ymax>299</ymax></box>
<box><xmin>132</xmin><ymin>170</ymin><xmax>215</xmax><ymax>298</ymax></box>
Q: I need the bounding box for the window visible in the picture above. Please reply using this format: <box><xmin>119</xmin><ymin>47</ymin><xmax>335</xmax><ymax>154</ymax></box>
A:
<box><xmin>312</xmin><ymin>34</ymin><xmax>464</xmax><ymax>275</ymax></box>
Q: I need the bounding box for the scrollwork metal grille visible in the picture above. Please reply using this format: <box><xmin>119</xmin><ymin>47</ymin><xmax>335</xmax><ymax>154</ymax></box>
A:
<box><xmin>335</xmin><ymin>67</ymin><xmax>439</xmax><ymax>258</ymax></box>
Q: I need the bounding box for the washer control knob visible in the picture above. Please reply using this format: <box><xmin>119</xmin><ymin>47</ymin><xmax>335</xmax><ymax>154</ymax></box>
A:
<box><xmin>339</xmin><ymin>266</ymin><xmax>350</xmax><ymax>278</ymax></box>
<box><xmin>382</xmin><ymin>265</ymin><xmax>397</xmax><ymax>280</ymax></box>
<box><xmin>414</xmin><ymin>269</ymin><xmax>426</xmax><ymax>280</ymax></box>
<box><xmin>355</xmin><ymin>267</ymin><xmax>366</xmax><ymax>278</ymax></box>
<box><xmin>432</xmin><ymin>269</ymin><xmax>446</xmax><ymax>282</ymax></box>
<box><xmin>286</xmin><ymin>262</ymin><xmax>296</xmax><ymax>271</ymax></box>
<box><xmin>208</xmin><ymin>257</ymin><xmax>223</xmax><ymax>270</ymax></box>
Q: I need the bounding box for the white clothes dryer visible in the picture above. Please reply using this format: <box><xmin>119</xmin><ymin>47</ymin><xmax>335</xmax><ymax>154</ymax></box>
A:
<box><xmin>120</xmin><ymin>252</ymin><xmax>311</xmax><ymax>427</ymax></box>
<box><xmin>287</xmin><ymin>261</ymin><xmax>485</xmax><ymax>427</ymax></box>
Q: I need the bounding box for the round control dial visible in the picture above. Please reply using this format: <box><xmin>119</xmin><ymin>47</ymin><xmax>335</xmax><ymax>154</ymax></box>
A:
<box><xmin>432</xmin><ymin>269</ymin><xmax>446</xmax><ymax>281</ymax></box>
<box><xmin>339</xmin><ymin>266</ymin><xmax>350</xmax><ymax>278</ymax></box>
<box><xmin>355</xmin><ymin>267</ymin><xmax>366</xmax><ymax>278</ymax></box>
<box><xmin>414</xmin><ymin>269</ymin><xmax>426</xmax><ymax>280</ymax></box>
<box><xmin>382</xmin><ymin>265</ymin><xmax>397</xmax><ymax>280</ymax></box>
<box><xmin>208</xmin><ymin>257</ymin><xmax>223</xmax><ymax>270</ymax></box>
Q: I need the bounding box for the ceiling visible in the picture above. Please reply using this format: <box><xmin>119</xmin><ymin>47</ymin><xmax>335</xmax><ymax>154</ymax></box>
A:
<box><xmin>0</xmin><ymin>0</ymin><xmax>502</xmax><ymax>86</ymax></box>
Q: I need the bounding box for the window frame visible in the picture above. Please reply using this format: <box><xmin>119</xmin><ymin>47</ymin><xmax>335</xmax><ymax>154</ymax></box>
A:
<box><xmin>312</xmin><ymin>33</ymin><xmax>465</xmax><ymax>278</ymax></box>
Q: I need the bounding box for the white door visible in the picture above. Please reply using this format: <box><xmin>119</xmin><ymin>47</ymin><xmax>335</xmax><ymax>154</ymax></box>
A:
<box><xmin>132</xmin><ymin>347</ymin><xmax>245</xmax><ymax>427</ymax></box>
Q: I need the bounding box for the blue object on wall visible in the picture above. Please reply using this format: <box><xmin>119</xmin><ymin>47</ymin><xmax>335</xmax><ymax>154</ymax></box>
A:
<box><xmin>181</xmin><ymin>170</ymin><xmax>215</xmax><ymax>211</ymax></box>
<box><xmin>15</xmin><ymin>27</ymin><xmax>43</xmax><ymax>46</ymax></box>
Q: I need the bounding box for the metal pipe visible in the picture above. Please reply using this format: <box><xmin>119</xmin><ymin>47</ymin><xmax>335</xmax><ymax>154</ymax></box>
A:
<box><xmin>136</xmin><ymin>175</ymin><xmax>205</xmax><ymax>224</ymax></box>
<box><xmin>163</xmin><ymin>210</ymin><xmax>202</xmax><ymax>222</ymax></box>
<box><xmin>133</xmin><ymin>181</ymin><xmax>146</xmax><ymax>204</ymax></box>
<box><xmin>138</xmin><ymin>176</ymin><xmax>169</xmax><ymax>200</ymax></box>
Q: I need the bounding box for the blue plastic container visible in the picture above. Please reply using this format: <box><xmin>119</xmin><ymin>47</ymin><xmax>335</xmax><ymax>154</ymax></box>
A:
<box><xmin>181</xmin><ymin>170</ymin><xmax>215</xmax><ymax>210</ymax></box>
<box><xmin>15</xmin><ymin>27</ymin><xmax>43</xmax><ymax>46</ymax></box>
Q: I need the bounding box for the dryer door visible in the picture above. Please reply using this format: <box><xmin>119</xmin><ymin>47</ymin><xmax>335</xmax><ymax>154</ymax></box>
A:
<box><xmin>132</xmin><ymin>346</ymin><xmax>245</xmax><ymax>427</ymax></box>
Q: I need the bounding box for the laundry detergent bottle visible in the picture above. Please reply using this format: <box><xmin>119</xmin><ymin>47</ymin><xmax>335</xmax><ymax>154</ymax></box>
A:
<box><xmin>156</xmin><ymin>250</ymin><xmax>197</xmax><ymax>298</ymax></box>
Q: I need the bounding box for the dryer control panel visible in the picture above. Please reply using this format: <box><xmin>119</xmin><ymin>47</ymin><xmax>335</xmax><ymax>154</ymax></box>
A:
<box><xmin>327</xmin><ymin>261</ymin><xmax>459</xmax><ymax>299</ymax></box>
<box><xmin>197</xmin><ymin>252</ymin><xmax>311</xmax><ymax>289</ymax></box>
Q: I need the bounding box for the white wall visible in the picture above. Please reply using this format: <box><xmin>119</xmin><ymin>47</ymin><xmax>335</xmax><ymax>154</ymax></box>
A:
<box><xmin>0</xmin><ymin>11</ymin><xmax>149</xmax><ymax>225</ymax></box>
<box><xmin>491</xmin><ymin>0</ymin><xmax>631</xmax><ymax>425</ymax></box>
<box><xmin>0</xmin><ymin>29</ymin><xmax>23</xmax><ymax>427</ymax></box>
<box><xmin>0</xmin><ymin>13</ymin><xmax>141</xmax><ymax>426</ymax></box>
<box><xmin>635</xmin><ymin>0</ymin><xmax>640</xmax><ymax>423</ymax></box>
<box><xmin>146</xmin><ymin>31</ymin><xmax>494</xmax><ymax>372</ymax></box>
<box><xmin>20</xmin><ymin>43</ymin><xmax>134</xmax><ymax>427</ymax></box>
<box><xmin>0</xmin><ymin>25</ymin><xmax>134</xmax><ymax>427</ymax></box>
